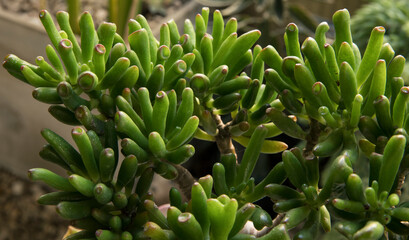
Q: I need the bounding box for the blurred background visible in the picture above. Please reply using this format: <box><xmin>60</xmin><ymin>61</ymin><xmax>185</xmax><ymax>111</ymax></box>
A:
<box><xmin>3</xmin><ymin>0</ymin><xmax>409</xmax><ymax>239</ymax></box>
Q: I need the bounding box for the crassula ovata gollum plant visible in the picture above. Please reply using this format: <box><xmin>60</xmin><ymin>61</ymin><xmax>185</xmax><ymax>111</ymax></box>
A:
<box><xmin>3</xmin><ymin>6</ymin><xmax>409</xmax><ymax>240</ymax></box>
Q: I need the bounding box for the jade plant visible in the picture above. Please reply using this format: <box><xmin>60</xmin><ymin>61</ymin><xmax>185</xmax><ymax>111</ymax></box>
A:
<box><xmin>3</xmin><ymin>6</ymin><xmax>409</xmax><ymax>240</ymax></box>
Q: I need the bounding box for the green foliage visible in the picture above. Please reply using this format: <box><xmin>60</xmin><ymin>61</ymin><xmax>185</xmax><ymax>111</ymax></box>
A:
<box><xmin>4</xmin><ymin>6</ymin><xmax>409</xmax><ymax>240</ymax></box>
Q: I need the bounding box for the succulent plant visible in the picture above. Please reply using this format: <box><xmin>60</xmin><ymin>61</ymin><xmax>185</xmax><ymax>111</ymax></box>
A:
<box><xmin>3</xmin><ymin>6</ymin><xmax>409</xmax><ymax>240</ymax></box>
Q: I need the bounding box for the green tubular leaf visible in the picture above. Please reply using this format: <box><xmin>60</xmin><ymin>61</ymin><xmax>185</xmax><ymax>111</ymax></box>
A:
<box><xmin>219</xmin><ymin>30</ymin><xmax>261</xmax><ymax>72</ymax></box>
<box><xmin>166</xmin><ymin>116</ymin><xmax>199</xmax><ymax>151</ymax></box>
<box><xmin>233</xmin><ymin>136</ymin><xmax>287</xmax><ymax>154</ymax></box>
<box><xmin>45</xmin><ymin>45</ymin><xmax>64</xmax><ymax>75</ymax></box>
<box><xmin>151</xmin><ymin>91</ymin><xmax>169</xmax><ymax>136</ymax></box>
<box><xmin>35</xmin><ymin>56</ymin><xmax>62</xmax><ymax>81</ymax></box>
<box><xmin>313</xmin><ymin>128</ymin><xmax>343</xmax><ymax>157</ymax></box>
<box><xmin>324</xmin><ymin>44</ymin><xmax>339</xmax><ymax>82</ymax></box>
<box><xmin>95</xmin><ymin>229</ymin><xmax>120</xmax><ymax>240</ymax></box>
<box><xmin>225</xmin><ymin>49</ymin><xmax>253</xmax><ymax>80</ymax></box>
<box><xmin>191</xmin><ymin>182</ymin><xmax>210</xmax><ymax>238</ymax></box>
<box><xmin>77</xmin><ymin>71</ymin><xmax>98</xmax><ymax>92</ymax></box>
<box><xmin>258</xmin><ymin>224</ymin><xmax>290</xmax><ymax>240</ymax></box>
<box><xmin>184</xmin><ymin>19</ymin><xmax>196</xmax><ymax>48</ymax></box>
<box><xmin>135</xmin><ymin>168</ymin><xmax>154</xmax><ymax>197</ymax></box>
<box><xmin>115</xmin><ymin>111</ymin><xmax>148</xmax><ymax>150</ymax></box>
<box><xmin>250</xmin><ymin>206</ymin><xmax>272</xmax><ymax>230</ymax></box>
<box><xmin>39</xmin><ymin>10</ymin><xmax>62</xmax><ymax>51</ymax></box>
<box><xmin>56</xmin><ymin>11</ymin><xmax>82</xmax><ymax>63</ymax></box>
<box><xmin>229</xmin><ymin>203</ymin><xmax>256</xmax><ymax>238</ymax></box>
<box><xmin>346</xmin><ymin>173</ymin><xmax>366</xmax><ymax>203</ymax></box>
<box><xmin>97</xmin><ymin>22</ymin><xmax>116</xmax><ymax>62</ymax></box>
<box><xmin>369</xmin><ymin>153</ymin><xmax>382</xmax><ymax>184</ymax></box>
<box><xmin>174</xmin><ymin>87</ymin><xmax>194</xmax><ymax>128</ymax></box>
<box><xmin>58</xmin><ymin>39</ymin><xmax>78</xmax><ymax>84</ymax></box>
<box><xmin>121</xmin><ymin>138</ymin><xmax>149</xmax><ymax>163</ymax></box>
<box><xmin>128</xmin><ymin>19</ymin><xmax>142</xmax><ymax>35</ymax></box>
<box><xmin>37</xmin><ymin>191</ymin><xmax>86</xmax><ymax>205</ymax></box>
<box><xmin>352</xmin><ymin>221</ymin><xmax>384</xmax><ymax>240</ymax></box>
<box><xmin>135</xmin><ymin>14</ymin><xmax>157</xmax><ymax>65</ymax></box>
<box><xmin>91</xmin><ymin>44</ymin><xmax>106</xmax><ymax>80</ymax></box>
<box><xmin>212</xmin><ymin>10</ymin><xmax>224</xmax><ymax>54</ymax></box>
<box><xmin>350</xmin><ymin>94</ymin><xmax>363</xmax><ymax>128</ymax></box>
<box><xmin>57</xmin><ymin>200</ymin><xmax>93</xmax><ymax>220</ymax></box>
<box><xmin>165</xmin><ymin>144</ymin><xmax>195</xmax><ymax>165</ymax></box>
<box><xmin>339</xmin><ymin>61</ymin><xmax>358</xmax><ymax>110</ymax></box>
<box><xmin>68</xmin><ymin>174</ymin><xmax>95</xmax><ymax>197</ymax></box>
<box><xmin>241</xmin><ymin>79</ymin><xmax>260</xmax><ymax>109</ymax></box>
<box><xmin>164</xmin><ymin>44</ymin><xmax>183</xmax><ymax>71</ymax></box>
<box><xmin>332</xmin><ymin>9</ymin><xmax>353</xmax><ymax>53</ymax></box>
<box><xmin>94</xmin><ymin>183</ymin><xmax>113</xmax><ymax>205</ymax></box>
<box><xmin>284</xmin><ymin>23</ymin><xmax>303</xmax><ymax>60</ymax></box>
<box><xmin>386</xmin><ymin>55</ymin><xmax>405</xmax><ymax>98</ymax></box>
<box><xmin>265</xmin><ymin>183</ymin><xmax>303</xmax><ymax>201</ymax></box>
<box><xmin>145</xmin><ymin>199</ymin><xmax>169</xmax><ymax>229</ymax></box>
<box><xmin>374</xmin><ymin>95</ymin><xmax>394</xmax><ymax>136</ymax></box>
<box><xmin>214</xmin><ymin>75</ymin><xmax>251</xmax><ymax>95</ymax></box>
<box><xmin>312</xmin><ymin>82</ymin><xmax>335</xmax><ymax>113</ymax></box>
<box><xmin>123</xmin><ymin>49</ymin><xmax>147</xmax><ymax>85</ymax></box>
<box><xmin>301</xmin><ymin>37</ymin><xmax>340</xmax><ymax>103</ymax></box>
<box><xmin>71</xmin><ymin>127</ymin><xmax>99</xmax><ymax>182</ymax></box>
<box><xmin>236</xmin><ymin>124</ymin><xmax>268</xmax><ymax>184</ymax></box>
<box><xmin>200</xmin><ymin>33</ymin><xmax>213</xmax><ymax>74</ymax></box>
<box><xmin>79</xmin><ymin>12</ymin><xmax>95</xmax><ymax>63</ymax></box>
<box><xmin>98</xmin><ymin>57</ymin><xmax>130</xmax><ymax>90</ymax></box>
<box><xmin>21</xmin><ymin>65</ymin><xmax>56</xmax><ymax>87</ymax></box>
<box><xmin>3</xmin><ymin>54</ymin><xmax>41</xmax><ymax>83</ymax></box>
<box><xmin>207</xmin><ymin>196</ymin><xmax>238</xmax><ymax>240</ymax></box>
<box><xmin>144</xmin><ymin>222</ymin><xmax>171</xmax><ymax>240</ymax></box>
<box><xmin>356</xmin><ymin>26</ymin><xmax>385</xmax><ymax>87</ymax></box>
<box><xmin>156</xmin><ymin>45</ymin><xmax>170</xmax><ymax>65</ymax></box>
<box><xmin>198</xmin><ymin>175</ymin><xmax>213</xmax><ymax>199</ymax></box>
<box><xmin>190</xmin><ymin>74</ymin><xmax>210</xmax><ymax>99</ymax></box>
<box><xmin>128</xmin><ymin>29</ymin><xmax>151</xmax><ymax>77</ymax></box>
<box><xmin>113</xmin><ymin>191</ymin><xmax>128</xmax><ymax>209</ymax></box>
<box><xmin>159</xmin><ymin>23</ymin><xmax>170</xmax><ymax>47</ymax></box>
<box><xmin>315</xmin><ymin>22</ymin><xmax>329</xmax><ymax>57</ymax></box>
<box><xmin>266</xmin><ymin>107</ymin><xmax>306</xmax><ymax>140</ymax></box>
<box><xmin>320</xmin><ymin>205</ymin><xmax>331</xmax><ymax>233</ymax></box>
<box><xmin>137</xmin><ymin>87</ymin><xmax>153</xmax><ymax>130</ymax></box>
<box><xmin>148</xmin><ymin>132</ymin><xmax>167</xmax><ymax>158</ymax></box>
<box><xmin>116</xmin><ymin>95</ymin><xmax>146</xmax><ymax>134</ymax></box>
<box><xmin>391</xmin><ymin>207</ymin><xmax>409</xmax><ymax>221</ymax></box>
<box><xmin>180</xmin><ymin>34</ymin><xmax>195</xmax><ymax>54</ymax></box>
<box><xmin>146</xmin><ymin>65</ymin><xmax>165</xmax><ymax>98</ymax></box>
<box><xmin>167</xmin><ymin>19</ymin><xmax>180</xmax><ymax>46</ymax></box>
<box><xmin>264</xmin><ymin>68</ymin><xmax>296</xmax><ymax>95</ymax></box>
<box><xmin>48</xmin><ymin>105</ymin><xmax>79</xmax><ymax>125</ymax></box>
<box><xmin>358</xmin><ymin>116</ymin><xmax>384</xmax><ymax>144</ymax></box>
<box><xmin>41</xmin><ymin>128</ymin><xmax>85</xmax><ymax>173</ymax></box>
<box><xmin>211</xmin><ymin>32</ymin><xmax>238</xmax><ymax>70</ymax></box>
<box><xmin>337</xmin><ymin>42</ymin><xmax>355</xmax><ymax>70</ymax></box>
<box><xmin>28</xmin><ymin>168</ymin><xmax>76</xmax><ymax>192</ymax></box>
<box><xmin>195</xmin><ymin>13</ymin><xmax>206</xmax><ymax>49</ymax></box>
<box><xmin>99</xmin><ymin>148</ymin><xmax>116</xmax><ymax>183</ymax></box>
<box><xmin>39</xmin><ymin>144</ymin><xmax>71</xmax><ymax>171</ymax></box>
<box><xmin>393</xmin><ymin>87</ymin><xmax>409</xmax><ymax>128</ymax></box>
<box><xmin>293</xmin><ymin>63</ymin><xmax>321</xmax><ymax>108</ymax></box>
<box><xmin>110</xmin><ymin>65</ymin><xmax>139</xmax><ymax>98</ymax></box>
<box><xmin>163</xmin><ymin>60</ymin><xmax>187</xmax><ymax>90</ymax></box>
<box><xmin>116</xmin><ymin>155</ymin><xmax>138</xmax><ymax>190</ymax></box>
<box><xmin>282</xmin><ymin>150</ymin><xmax>307</xmax><ymax>189</ymax></box>
<box><xmin>247</xmin><ymin>162</ymin><xmax>286</xmax><ymax>202</ymax></box>
<box><xmin>378</xmin><ymin>134</ymin><xmax>406</xmax><ymax>194</ymax></box>
<box><xmin>282</xmin><ymin>206</ymin><xmax>310</xmax><ymax>229</ymax></box>
<box><xmin>212</xmin><ymin>163</ymin><xmax>229</xmax><ymax>195</ymax></box>
<box><xmin>361</xmin><ymin>60</ymin><xmax>386</xmax><ymax>116</ymax></box>
<box><xmin>273</xmin><ymin>199</ymin><xmax>306</xmax><ymax>213</ymax></box>
<box><xmin>104</xmin><ymin>119</ymin><xmax>119</xmax><ymax>164</ymax></box>
<box><xmin>74</xmin><ymin>105</ymin><xmax>104</xmax><ymax>135</ymax></box>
